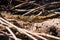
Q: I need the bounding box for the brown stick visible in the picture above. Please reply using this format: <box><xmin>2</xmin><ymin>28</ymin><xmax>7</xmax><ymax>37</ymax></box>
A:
<box><xmin>0</xmin><ymin>20</ymin><xmax>21</xmax><ymax>40</ymax></box>
<box><xmin>22</xmin><ymin>2</ymin><xmax>60</xmax><ymax>16</ymax></box>
<box><xmin>11</xmin><ymin>1</ymin><xmax>40</xmax><ymax>10</ymax></box>
<box><xmin>14</xmin><ymin>9</ymin><xmax>29</xmax><ymax>12</ymax></box>
<box><xmin>35</xmin><ymin>33</ymin><xmax>60</xmax><ymax>40</ymax></box>
<box><xmin>0</xmin><ymin>17</ymin><xmax>48</xmax><ymax>40</ymax></box>
<box><xmin>0</xmin><ymin>18</ymin><xmax>37</xmax><ymax>40</ymax></box>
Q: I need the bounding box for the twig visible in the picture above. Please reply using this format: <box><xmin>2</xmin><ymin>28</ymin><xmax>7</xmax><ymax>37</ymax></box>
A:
<box><xmin>22</xmin><ymin>9</ymin><xmax>35</xmax><ymax>16</ymax></box>
<box><xmin>11</xmin><ymin>2</ymin><xmax>28</xmax><ymax>9</ymax></box>
<box><xmin>36</xmin><ymin>11</ymin><xmax>42</xmax><ymax>16</ymax></box>
<box><xmin>35</xmin><ymin>8</ymin><xmax>60</xmax><ymax>17</ymax></box>
<box><xmin>22</xmin><ymin>2</ymin><xmax>60</xmax><ymax>16</ymax></box>
<box><xmin>0</xmin><ymin>18</ymin><xmax>47</xmax><ymax>40</ymax></box>
<box><xmin>14</xmin><ymin>9</ymin><xmax>29</xmax><ymax>12</ymax></box>
<box><xmin>47</xmin><ymin>8</ymin><xmax>60</xmax><ymax>13</ymax></box>
<box><xmin>0</xmin><ymin>17</ymin><xmax>48</xmax><ymax>40</ymax></box>
<box><xmin>35</xmin><ymin>33</ymin><xmax>60</xmax><ymax>40</ymax></box>
<box><xmin>23</xmin><ymin>29</ymin><xmax>48</xmax><ymax>40</ymax></box>
<box><xmin>11</xmin><ymin>1</ymin><xmax>39</xmax><ymax>10</ymax></box>
<box><xmin>0</xmin><ymin>20</ymin><xmax>20</xmax><ymax>40</ymax></box>
<box><xmin>6</xmin><ymin>27</ymin><xmax>19</xmax><ymax>40</ymax></box>
<box><xmin>54</xmin><ymin>12</ymin><xmax>60</xmax><ymax>14</ymax></box>
<box><xmin>0</xmin><ymin>31</ymin><xmax>11</xmax><ymax>36</ymax></box>
<box><xmin>0</xmin><ymin>17</ymin><xmax>37</xmax><ymax>40</ymax></box>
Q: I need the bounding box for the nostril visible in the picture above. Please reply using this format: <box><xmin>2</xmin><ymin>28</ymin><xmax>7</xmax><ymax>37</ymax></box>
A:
<box><xmin>49</xmin><ymin>26</ymin><xmax>58</xmax><ymax>36</ymax></box>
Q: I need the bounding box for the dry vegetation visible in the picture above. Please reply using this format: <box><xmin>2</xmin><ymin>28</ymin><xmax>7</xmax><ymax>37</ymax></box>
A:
<box><xmin>0</xmin><ymin>0</ymin><xmax>60</xmax><ymax>40</ymax></box>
